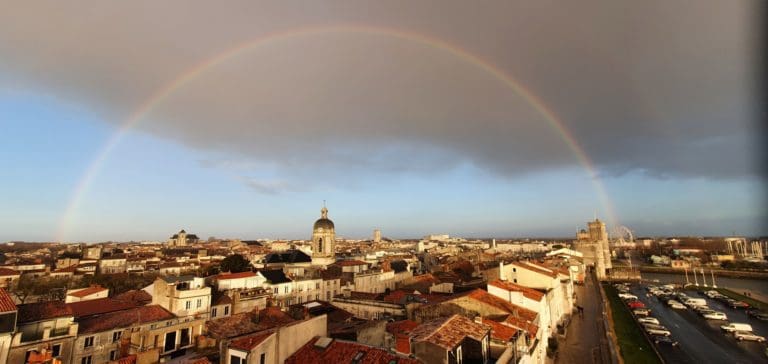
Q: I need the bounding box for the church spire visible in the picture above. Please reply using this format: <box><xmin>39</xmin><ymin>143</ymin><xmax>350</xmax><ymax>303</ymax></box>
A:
<box><xmin>321</xmin><ymin>203</ymin><xmax>328</xmax><ymax>219</ymax></box>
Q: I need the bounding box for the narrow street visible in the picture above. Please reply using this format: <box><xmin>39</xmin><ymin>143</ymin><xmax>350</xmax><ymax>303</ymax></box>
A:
<box><xmin>556</xmin><ymin>271</ymin><xmax>611</xmax><ymax>364</ymax></box>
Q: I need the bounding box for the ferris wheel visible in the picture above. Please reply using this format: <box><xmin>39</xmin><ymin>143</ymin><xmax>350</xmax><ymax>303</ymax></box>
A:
<box><xmin>611</xmin><ymin>226</ymin><xmax>634</xmax><ymax>244</ymax></box>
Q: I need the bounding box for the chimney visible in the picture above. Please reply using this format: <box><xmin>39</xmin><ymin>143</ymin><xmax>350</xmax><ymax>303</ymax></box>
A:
<box><xmin>499</xmin><ymin>262</ymin><xmax>506</xmax><ymax>281</ymax></box>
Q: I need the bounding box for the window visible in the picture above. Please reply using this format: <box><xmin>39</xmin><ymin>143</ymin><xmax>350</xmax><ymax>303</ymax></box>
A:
<box><xmin>81</xmin><ymin>356</ymin><xmax>93</xmax><ymax>364</ymax></box>
<box><xmin>109</xmin><ymin>350</ymin><xmax>118</xmax><ymax>361</ymax></box>
<box><xmin>260</xmin><ymin>353</ymin><xmax>266</xmax><ymax>364</ymax></box>
<box><xmin>284</xmin><ymin>286</ymin><xmax>288</xmax><ymax>294</ymax></box>
<box><xmin>186</xmin><ymin>300</ymin><xmax>191</xmax><ymax>310</ymax></box>
<box><xmin>197</xmin><ymin>298</ymin><xmax>202</xmax><ymax>308</ymax></box>
<box><xmin>84</xmin><ymin>336</ymin><xmax>95</xmax><ymax>348</ymax></box>
<box><xmin>113</xmin><ymin>331</ymin><xmax>122</xmax><ymax>342</ymax></box>
<box><xmin>211</xmin><ymin>307</ymin><xmax>218</xmax><ymax>318</ymax></box>
<box><xmin>52</xmin><ymin>344</ymin><xmax>61</xmax><ymax>357</ymax></box>
<box><xmin>273</xmin><ymin>287</ymin><xmax>278</xmax><ymax>294</ymax></box>
<box><xmin>224</xmin><ymin>306</ymin><xmax>230</xmax><ymax>315</ymax></box>
<box><xmin>230</xmin><ymin>355</ymin><xmax>244</xmax><ymax>364</ymax></box>
<box><xmin>316</xmin><ymin>282</ymin><xmax>320</xmax><ymax>289</ymax></box>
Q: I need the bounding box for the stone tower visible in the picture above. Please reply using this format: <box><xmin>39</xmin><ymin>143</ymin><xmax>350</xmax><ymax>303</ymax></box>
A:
<box><xmin>312</xmin><ymin>206</ymin><xmax>335</xmax><ymax>258</ymax></box>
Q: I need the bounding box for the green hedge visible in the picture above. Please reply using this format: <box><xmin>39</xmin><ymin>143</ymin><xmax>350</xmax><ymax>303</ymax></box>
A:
<box><xmin>603</xmin><ymin>284</ymin><xmax>662</xmax><ymax>364</ymax></box>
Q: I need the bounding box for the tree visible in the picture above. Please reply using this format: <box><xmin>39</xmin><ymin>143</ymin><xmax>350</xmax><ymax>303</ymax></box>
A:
<box><xmin>219</xmin><ymin>254</ymin><xmax>252</xmax><ymax>273</ymax></box>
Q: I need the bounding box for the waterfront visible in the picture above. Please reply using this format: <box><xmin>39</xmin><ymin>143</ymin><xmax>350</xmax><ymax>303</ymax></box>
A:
<box><xmin>640</xmin><ymin>272</ymin><xmax>768</xmax><ymax>297</ymax></box>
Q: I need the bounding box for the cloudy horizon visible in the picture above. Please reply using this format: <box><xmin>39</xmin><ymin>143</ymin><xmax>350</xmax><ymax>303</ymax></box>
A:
<box><xmin>1</xmin><ymin>1</ymin><xmax>764</xmax><ymax>242</ymax></box>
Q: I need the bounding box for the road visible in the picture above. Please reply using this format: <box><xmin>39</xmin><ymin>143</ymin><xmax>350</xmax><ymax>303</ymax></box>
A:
<box><xmin>556</xmin><ymin>271</ymin><xmax>611</xmax><ymax>364</ymax></box>
<box><xmin>629</xmin><ymin>285</ymin><xmax>768</xmax><ymax>363</ymax></box>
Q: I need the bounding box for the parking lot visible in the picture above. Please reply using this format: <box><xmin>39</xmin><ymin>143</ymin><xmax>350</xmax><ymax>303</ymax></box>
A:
<box><xmin>623</xmin><ymin>284</ymin><xmax>768</xmax><ymax>363</ymax></box>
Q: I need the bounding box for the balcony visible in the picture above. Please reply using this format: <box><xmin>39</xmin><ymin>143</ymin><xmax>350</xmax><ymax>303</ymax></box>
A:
<box><xmin>50</xmin><ymin>327</ymin><xmax>70</xmax><ymax>337</ymax></box>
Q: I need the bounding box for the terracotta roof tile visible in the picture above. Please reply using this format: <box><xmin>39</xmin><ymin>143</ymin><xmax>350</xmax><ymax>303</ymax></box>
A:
<box><xmin>334</xmin><ymin>260</ymin><xmax>368</xmax><ymax>267</ymax></box>
<box><xmin>17</xmin><ymin>301</ymin><xmax>73</xmax><ymax>323</ymax></box>
<box><xmin>410</xmin><ymin>314</ymin><xmax>489</xmax><ymax>350</ymax></box>
<box><xmin>67</xmin><ymin>285</ymin><xmax>107</xmax><ymax>298</ymax></box>
<box><xmin>206</xmin><ymin>307</ymin><xmax>295</xmax><ymax>339</ymax></box>
<box><xmin>386</xmin><ymin>320</ymin><xmax>419</xmax><ymax>335</ymax></box>
<box><xmin>488</xmin><ymin>280</ymin><xmax>545</xmax><ymax>301</ymax></box>
<box><xmin>511</xmin><ymin>262</ymin><xmax>558</xmax><ymax>278</ymax></box>
<box><xmin>229</xmin><ymin>331</ymin><xmax>275</xmax><ymax>351</ymax></box>
<box><xmin>68</xmin><ymin>298</ymin><xmax>136</xmax><ymax>318</ymax></box>
<box><xmin>286</xmin><ymin>337</ymin><xmax>421</xmax><ymax>364</ymax></box>
<box><xmin>0</xmin><ymin>289</ymin><xmax>17</xmax><ymax>313</ymax></box>
<box><xmin>77</xmin><ymin>305</ymin><xmax>176</xmax><ymax>334</ymax></box>
<box><xmin>482</xmin><ymin>318</ymin><xmax>520</xmax><ymax>342</ymax></box>
<box><xmin>503</xmin><ymin>315</ymin><xmax>539</xmax><ymax>339</ymax></box>
<box><xmin>0</xmin><ymin>268</ymin><xmax>20</xmax><ymax>276</ymax></box>
<box><xmin>462</xmin><ymin>289</ymin><xmax>538</xmax><ymax>322</ymax></box>
<box><xmin>113</xmin><ymin>290</ymin><xmax>152</xmax><ymax>306</ymax></box>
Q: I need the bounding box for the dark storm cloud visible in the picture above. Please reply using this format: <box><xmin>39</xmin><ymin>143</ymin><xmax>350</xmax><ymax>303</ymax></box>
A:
<box><xmin>0</xmin><ymin>1</ymin><xmax>760</xmax><ymax>183</ymax></box>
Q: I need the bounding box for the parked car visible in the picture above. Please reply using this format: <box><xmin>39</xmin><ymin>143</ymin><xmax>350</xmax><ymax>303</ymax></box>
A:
<box><xmin>638</xmin><ymin>317</ymin><xmax>660</xmax><ymax>325</ymax></box>
<box><xmin>652</xmin><ymin>335</ymin><xmax>679</xmax><ymax>347</ymax></box>
<box><xmin>644</xmin><ymin>324</ymin><xmax>671</xmax><ymax>336</ymax></box>
<box><xmin>721</xmin><ymin>323</ymin><xmax>753</xmax><ymax>333</ymax></box>
<box><xmin>733</xmin><ymin>331</ymin><xmax>766</xmax><ymax>342</ymax></box>
<box><xmin>754</xmin><ymin>313</ymin><xmax>768</xmax><ymax>321</ymax></box>
<box><xmin>667</xmin><ymin>300</ymin><xmax>686</xmax><ymax>309</ymax></box>
<box><xmin>633</xmin><ymin>308</ymin><xmax>651</xmax><ymax>316</ymax></box>
<box><xmin>696</xmin><ymin>308</ymin><xmax>716</xmax><ymax>316</ymax></box>
<box><xmin>729</xmin><ymin>301</ymin><xmax>750</xmax><ymax>309</ymax></box>
<box><xmin>628</xmin><ymin>301</ymin><xmax>646</xmax><ymax>309</ymax></box>
<box><xmin>703</xmin><ymin>312</ymin><xmax>728</xmax><ymax>321</ymax></box>
<box><xmin>619</xmin><ymin>293</ymin><xmax>638</xmax><ymax>300</ymax></box>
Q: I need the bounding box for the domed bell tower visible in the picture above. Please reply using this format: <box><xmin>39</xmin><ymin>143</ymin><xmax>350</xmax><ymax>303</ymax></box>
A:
<box><xmin>312</xmin><ymin>206</ymin><xmax>335</xmax><ymax>258</ymax></box>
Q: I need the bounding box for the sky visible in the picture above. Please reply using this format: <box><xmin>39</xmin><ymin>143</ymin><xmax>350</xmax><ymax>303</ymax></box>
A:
<box><xmin>0</xmin><ymin>1</ymin><xmax>764</xmax><ymax>242</ymax></box>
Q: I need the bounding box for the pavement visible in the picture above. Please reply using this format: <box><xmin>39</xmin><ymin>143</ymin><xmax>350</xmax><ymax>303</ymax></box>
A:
<box><xmin>555</xmin><ymin>272</ymin><xmax>611</xmax><ymax>364</ymax></box>
<box><xmin>629</xmin><ymin>285</ymin><xmax>768</xmax><ymax>364</ymax></box>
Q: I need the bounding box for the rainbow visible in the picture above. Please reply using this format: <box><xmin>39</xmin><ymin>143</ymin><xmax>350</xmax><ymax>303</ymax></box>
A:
<box><xmin>56</xmin><ymin>25</ymin><xmax>617</xmax><ymax>241</ymax></box>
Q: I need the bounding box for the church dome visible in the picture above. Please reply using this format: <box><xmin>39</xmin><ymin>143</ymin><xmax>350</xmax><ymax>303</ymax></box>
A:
<box><xmin>314</xmin><ymin>218</ymin><xmax>335</xmax><ymax>230</ymax></box>
<box><xmin>313</xmin><ymin>206</ymin><xmax>334</xmax><ymax>230</ymax></box>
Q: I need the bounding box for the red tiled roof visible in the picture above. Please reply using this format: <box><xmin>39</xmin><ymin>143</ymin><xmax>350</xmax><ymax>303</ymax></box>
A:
<box><xmin>206</xmin><ymin>307</ymin><xmax>295</xmax><ymax>339</ymax></box>
<box><xmin>213</xmin><ymin>294</ymin><xmax>233</xmax><ymax>306</ymax></box>
<box><xmin>67</xmin><ymin>285</ymin><xmax>107</xmax><ymax>298</ymax></box>
<box><xmin>488</xmin><ymin>280</ymin><xmax>545</xmax><ymax>301</ymax></box>
<box><xmin>53</xmin><ymin>266</ymin><xmax>77</xmax><ymax>273</ymax></box>
<box><xmin>511</xmin><ymin>262</ymin><xmax>558</xmax><ymax>278</ymax></box>
<box><xmin>217</xmin><ymin>271</ymin><xmax>257</xmax><ymax>280</ymax></box>
<box><xmin>113</xmin><ymin>290</ymin><xmax>152</xmax><ymax>306</ymax></box>
<box><xmin>334</xmin><ymin>260</ymin><xmax>369</xmax><ymax>267</ymax></box>
<box><xmin>410</xmin><ymin>314</ymin><xmax>489</xmax><ymax>350</ymax></box>
<box><xmin>462</xmin><ymin>289</ymin><xmax>538</xmax><ymax>322</ymax></box>
<box><xmin>17</xmin><ymin>301</ymin><xmax>73</xmax><ymax>323</ymax></box>
<box><xmin>77</xmin><ymin>305</ymin><xmax>176</xmax><ymax>334</ymax></box>
<box><xmin>0</xmin><ymin>268</ymin><xmax>20</xmax><ymax>276</ymax></box>
<box><xmin>482</xmin><ymin>318</ymin><xmax>520</xmax><ymax>342</ymax></box>
<box><xmin>386</xmin><ymin>320</ymin><xmax>419</xmax><ymax>335</ymax></box>
<box><xmin>68</xmin><ymin>298</ymin><xmax>136</xmax><ymax>318</ymax></box>
<box><xmin>504</xmin><ymin>315</ymin><xmax>539</xmax><ymax>339</ymax></box>
<box><xmin>0</xmin><ymin>289</ymin><xmax>17</xmax><ymax>313</ymax></box>
<box><xmin>286</xmin><ymin>337</ymin><xmax>421</xmax><ymax>364</ymax></box>
<box><xmin>229</xmin><ymin>331</ymin><xmax>275</xmax><ymax>351</ymax></box>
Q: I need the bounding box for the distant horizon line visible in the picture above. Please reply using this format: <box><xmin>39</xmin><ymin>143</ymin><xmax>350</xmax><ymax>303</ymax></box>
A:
<box><xmin>4</xmin><ymin>234</ymin><xmax>765</xmax><ymax>245</ymax></box>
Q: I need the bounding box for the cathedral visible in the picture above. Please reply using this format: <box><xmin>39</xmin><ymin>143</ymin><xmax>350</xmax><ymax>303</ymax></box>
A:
<box><xmin>311</xmin><ymin>206</ymin><xmax>336</xmax><ymax>266</ymax></box>
<box><xmin>574</xmin><ymin>218</ymin><xmax>612</xmax><ymax>280</ymax></box>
